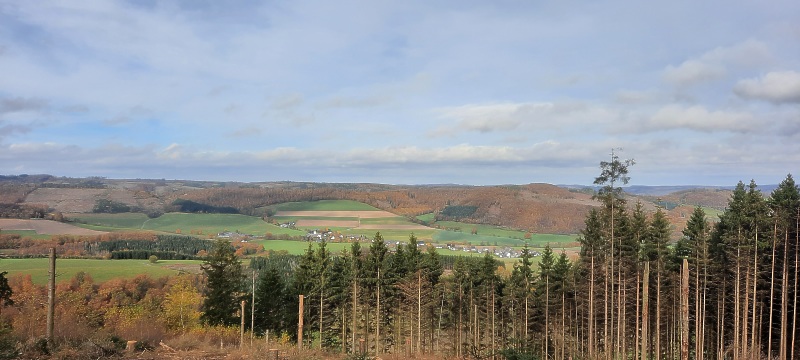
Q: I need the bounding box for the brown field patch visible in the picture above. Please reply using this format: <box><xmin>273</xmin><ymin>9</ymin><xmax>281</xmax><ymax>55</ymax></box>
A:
<box><xmin>23</xmin><ymin>187</ymin><xmax>161</xmax><ymax>213</ymax></box>
<box><xmin>274</xmin><ymin>210</ymin><xmax>397</xmax><ymax>218</ymax></box>
<box><xmin>0</xmin><ymin>219</ymin><xmax>107</xmax><ymax>235</ymax></box>
<box><xmin>295</xmin><ymin>219</ymin><xmax>360</xmax><ymax>228</ymax></box>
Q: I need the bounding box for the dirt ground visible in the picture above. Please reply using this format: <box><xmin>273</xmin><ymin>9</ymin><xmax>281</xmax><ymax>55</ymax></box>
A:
<box><xmin>0</xmin><ymin>219</ymin><xmax>107</xmax><ymax>235</ymax></box>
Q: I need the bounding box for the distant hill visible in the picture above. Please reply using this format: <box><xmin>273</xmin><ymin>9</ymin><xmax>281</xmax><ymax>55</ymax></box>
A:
<box><xmin>1</xmin><ymin>175</ymin><xmax>780</xmax><ymax>238</ymax></box>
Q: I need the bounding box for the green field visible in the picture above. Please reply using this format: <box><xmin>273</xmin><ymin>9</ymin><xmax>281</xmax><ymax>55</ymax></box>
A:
<box><xmin>433</xmin><ymin>220</ymin><xmax>528</xmax><ymax>239</ymax></box>
<box><xmin>433</xmin><ymin>230</ymin><xmax>578</xmax><ymax>249</ymax></box>
<box><xmin>68</xmin><ymin>212</ymin><xmax>150</xmax><ymax>228</ymax></box>
<box><xmin>359</xmin><ymin>217</ymin><xmax>418</xmax><ymax>225</ymax></box>
<box><xmin>415</xmin><ymin>213</ymin><xmax>435</xmax><ymax>223</ymax></box>
<box><xmin>0</xmin><ymin>258</ymin><xmax>203</xmax><ymax>285</ymax></box>
<box><xmin>0</xmin><ymin>230</ymin><xmax>52</xmax><ymax>240</ymax></box>
<box><xmin>255</xmin><ymin>239</ymin><xmax>363</xmax><ymax>255</ymax></box>
<box><xmin>71</xmin><ymin>213</ymin><xmax>305</xmax><ymax>237</ymax></box>
<box><xmin>700</xmin><ymin>206</ymin><xmax>724</xmax><ymax>220</ymax></box>
<box><xmin>270</xmin><ymin>200</ymin><xmax>380</xmax><ymax>211</ymax></box>
<box><xmin>272</xmin><ymin>216</ymin><xmax>359</xmax><ymax>222</ymax></box>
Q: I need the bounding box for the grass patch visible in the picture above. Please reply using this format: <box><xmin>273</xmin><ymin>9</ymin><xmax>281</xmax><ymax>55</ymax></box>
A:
<box><xmin>433</xmin><ymin>231</ymin><xmax>527</xmax><ymax>247</ymax></box>
<box><xmin>700</xmin><ymin>206</ymin><xmax>724</xmax><ymax>220</ymax></box>
<box><xmin>359</xmin><ymin>217</ymin><xmax>417</xmax><ymax>225</ymax></box>
<box><xmin>0</xmin><ymin>230</ymin><xmax>52</xmax><ymax>240</ymax></box>
<box><xmin>432</xmin><ymin>221</ymin><xmax>528</xmax><ymax>239</ymax></box>
<box><xmin>416</xmin><ymin>213</ymin><xmax>435</xmax><ymax>223</ymax></box>
<box><xmin>1</xmin><ymin>258</ymin><xmax>203</xmax><ymax>285</ymax></box>
<box><xmin>272</xmin><ymin>216</ymin><xmax>359</xmax><ymax>222</ymax></box>
<box><xmin>68</xmin><ymin>212</ymin><xmax>150</xmax><ymax>228</ymax></box>
<box><xmin>142</xmin><ymin>213</ymin><xmax>305</xmax><ymax>237</ymax></box>
<box><xmin>254</xmin><ymin>240</ymin><xmax>360</xmax><ymax>255</ymax></box>
<box><xmin>270</xmin><ymin>200</ymin><xmax>380</xmax><ymax>211</ymax></box>
<box><xmin>432</xmin><ymin>230</ymin><xmax>578</xmax><ymax>249</ymax></box>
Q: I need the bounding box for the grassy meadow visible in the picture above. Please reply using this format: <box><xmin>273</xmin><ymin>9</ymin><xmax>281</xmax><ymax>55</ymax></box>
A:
<box><xmin>70</xmin><ymin>212</ymin><xmax>305</xmax><ymax>237</ymax></box>
<box><xmin>1</xmin><ymin>258</ymin><xmax>204</xmax><ymax>285</ymax></box>
<box><xmin>0</xmin><ymin>230</ymin><xmax>52</xmax><ymax>240</ymax></box>
<box><xmin>270</xmin><ymin>200</ymin><xmax>380</xmax><ymax>211</ymax></box>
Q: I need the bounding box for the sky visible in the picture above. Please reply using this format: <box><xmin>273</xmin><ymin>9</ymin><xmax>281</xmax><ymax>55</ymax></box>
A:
<box><xmin>0</xmin><ymin>0</ymin><xmax>798</xmax><ymax>186</ymax></box>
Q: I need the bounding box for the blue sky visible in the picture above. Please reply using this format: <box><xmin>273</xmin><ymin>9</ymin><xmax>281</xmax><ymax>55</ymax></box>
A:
<box><xmin>0</xmin><ymin>0</ymin><xmax>798</xmax><ymax>186</ymax></box>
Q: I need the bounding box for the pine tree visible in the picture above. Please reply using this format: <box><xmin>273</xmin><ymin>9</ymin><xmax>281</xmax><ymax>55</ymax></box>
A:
<box><xmin>644</xmin><ymin>208</ymin><xmax>670</xmax><ymax>360</ymax></box>
<box><xmin>254</xmin><ymin>266</ymin><xmax>290</xmax><ymax>335</ymax></box>
<box><xmin>767</xmin><ymin>174</ymin><xmax>799</xmax><ymax>359</ymax></box>
<box><xmin>200</xmin><ymin>239</ymin><xmax>245</xmax><ymax>326</ymax></box>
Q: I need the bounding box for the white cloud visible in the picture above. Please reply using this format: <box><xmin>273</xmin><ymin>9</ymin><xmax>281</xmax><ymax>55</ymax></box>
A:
<box><xmin>637</xmin><ymin>105</ymin><xmax>756</xmax><ymax>133</ymax></box>
<box><xmin>662</xmin><ymin>39</ymin><xmax>772</xmax><ymax>86</ymax></box>
<box><xmin>663</xmin><ymin>60</ymin><xmax>726</xmax><ymax>87</ymax></box>
<box><xmin>734</xmin><ymin>71</ymin><xmax>800</xmax><ymax>104</ymax></box>
<box><xmin>431</xmin><ymin>101</ymin><xmax>615</xmax><ymax>136</ymax></box>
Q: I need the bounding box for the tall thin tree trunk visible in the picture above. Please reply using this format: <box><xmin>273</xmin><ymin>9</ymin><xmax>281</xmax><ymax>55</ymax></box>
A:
<box><xmin>769</xmin><ymin>222</ymin><xmax>778</xmax><ymax>358</ymax></box>
<box><xmin>352</xmin><ymin>276</ymin><xmax>358</xmax><ymax>352</ymax></box>
<box><xmin>735</xmin><ymin>240</ymin><xmax>741</xmax><ymax>360</ymax></box>
<box><xmin>682</xmin><ymin>259</ymin><xmax>689</xmax><ymax>360</ymax></box>
<box><xmin>791</xmin><ymin>210</ymin><xmax>799</xmax><ymax>360</ymax></box>
<box><xmin>605</xmin><ymin>263</ymin><xmax>609</xmax><ymax>360</ymax></box>
<box><xmin>656</xmin><ymin>265</ymin><xmax>661</xmax><ymax>360</ymax></box>
<box><xmin>743</xmin><ymin>261</ymin><xmax>750</xmax><ymax>359</ymax></box>
<box><xmin>376</xmin><ymin>269</ymin><xmax>380</xmax><ymax>354</ymax></box>
<box><xmin>417</xmin><ymin>271</ymin><xmax>421</xmax><ymax>354</ymax></box>
<box><xmin>750</xmin><ymin>229</ymin><xmax>759</xmax><ymax>359</ymax></box>
<box><xmin>589</xmin><ymin>255</ymin><xmax>595</xmax><ymax>359</ymax></box>
<box><xmin>635</xmin><ymin>268</ymin><xmax>640</xmax><ymax>360</ymax></box>
<box><xmin>641</xmin><ymin>262</ymin><xmax>649</xmax><ymax>360</ymax></box>
<box><xmin>546</xmin><ymin>273</ymin><xmax>550</xmax><ymax>359</ymax></box>
<box><xmin>562</xmin><ymin>291</ymin><xmax>566</xmax><ymax>360</ymax></box>
<box><xmin>47</xmin><ymin>248</ymin><xmax>55</xmax><ymax>346</ymax></box>
<box><xmin>610</xmin><ymin>202</ymin><xmax>615</xmax><ymax>360</ymax></box>
<box><xmin>780</xmin><ymin>231</ymin><xmax>788</xmax><ymax>360</ymax></box>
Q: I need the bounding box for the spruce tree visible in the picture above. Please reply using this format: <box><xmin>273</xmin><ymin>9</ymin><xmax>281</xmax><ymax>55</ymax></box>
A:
<box><xmin>200</xmin><ymin>239</ymin><xmax>245</xmax><ymax>326</ymax></box>
<box><xmin>254</xmin><ymin>266</ymin><xmax>289</xmax><ymax>335</ymax></box>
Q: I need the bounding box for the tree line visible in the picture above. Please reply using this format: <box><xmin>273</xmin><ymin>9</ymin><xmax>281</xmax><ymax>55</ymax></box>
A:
<box><xmin>200</xmin><ymin>156</ymin><xmax>799</xmax><ymax>359</ymax></box>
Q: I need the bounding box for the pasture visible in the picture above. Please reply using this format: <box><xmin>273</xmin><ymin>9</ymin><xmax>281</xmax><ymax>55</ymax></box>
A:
<box><xmin>0</xmin><ymin>230</ymin><xmax>52</xmax><ymax>240</ymax></box>
<box><xmin>70</xmin><ymin>213</ymin><xmax>305</xmax><ymax>237</ymax></box>
<box><xmin>67</xmin><ymin>212</ymin><xmax>150</xmax><ymax>228</ymax></box>
<box><xmin>433</xmin><ymin>220</ymin><xmax>529</xmax><ymax>239</ymax></box>
<box><xmin>270</xmin><ymin>200</ymin><xmax>380</xmax><ymax>211</ymax></box>
<box><xmin>255</xmin><ymin>239</ymin><xmax>360</xmax><ymax>255</ymax></box>
<box><xmin>1</xmin><ymin>258</ymin><xmax>204</xmax><ymax>285</ymax></box>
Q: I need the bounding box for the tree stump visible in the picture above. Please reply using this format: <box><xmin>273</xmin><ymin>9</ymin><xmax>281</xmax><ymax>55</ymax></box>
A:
<box><xmin>125</xmin><ymin>340</ymin><xmax>137</xmax><ymax>353</ymax></box>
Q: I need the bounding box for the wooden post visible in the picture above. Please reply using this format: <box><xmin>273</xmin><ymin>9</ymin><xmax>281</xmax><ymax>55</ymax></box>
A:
<box><xmin>681</xmin><ymin>259</ymin><xmax>689</xmax><ymax>360</ymax></box>
<box><xmin>46</xmin><ymin>247</ymin><xmax>56</xmax><ymax>346</ymax></box>
<box><xmin>240</xmin><ymin>300</ymin><xmax>246</xmax><ymax>348</ymax></box>
<box><xmin>359</xmin><ymin>338</ymin><xmax>366</xmax><ymax>354</ymax></box>
<box><xmin>298</xmin><ymin>295</ymin><xmax>304</xmax><ymax>350</ymax></box>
